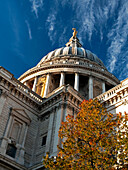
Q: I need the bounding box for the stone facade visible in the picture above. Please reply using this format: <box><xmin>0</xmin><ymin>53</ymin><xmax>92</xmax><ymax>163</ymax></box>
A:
<box><xmin>97</xmin><ymin>78</ymin><xmax>128</xmax><ymax>114</ymax></box>
<box><xmin>0</xmin><ymin>32</ymin><xmax>127</xmax><ymax>169</ymax></box>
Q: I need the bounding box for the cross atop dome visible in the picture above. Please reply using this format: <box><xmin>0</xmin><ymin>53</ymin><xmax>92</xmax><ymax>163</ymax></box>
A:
<box><xmin>66</xmin><ymin>28</ymin><xmax>82</xmax><ymax>47</ymax></box>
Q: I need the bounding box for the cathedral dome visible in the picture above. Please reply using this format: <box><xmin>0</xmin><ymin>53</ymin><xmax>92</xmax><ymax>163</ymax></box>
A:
<box><xmin>37</xmin><ymin>47</ymin><xmax>105</xmax><ymax>68</ymax></box>
<box><xmin>18</xmin><ymin>28</ymin><xmax>119</xmax><ymax>99</ymax></box>
<box><xmin>36</xmin><ymin>29</ymin><xmax>105</xmax><ymax>68</ymax></box>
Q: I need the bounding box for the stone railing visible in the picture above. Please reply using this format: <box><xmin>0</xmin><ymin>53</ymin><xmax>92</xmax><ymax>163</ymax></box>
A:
<box><xmin>15</xmin><ymin>79</ymin><xmax>43</xmax><ymax>103</ymax></box>
<box><xmin>0</xmin><ymin>67</ymin><xmax>43</xmax><ymax>104</ymax></box>
<box><xmin>46</xmin><ymin>84</ymin><xmax>84</xmax><ymax>101</ymax></box>
<box><xmin>97</xmin><ymin>80</ymin><xmax>128</xmax><ymax>105</ymax></box>
<box><xmin>97</xmin><ymin>84</ymin><xmax>121</xmax><ymax>101</ymax></box>
<box><xmin>46</xmin><ymin>85</ymin><xmax>65</xmax><ymax>98</ymax></box>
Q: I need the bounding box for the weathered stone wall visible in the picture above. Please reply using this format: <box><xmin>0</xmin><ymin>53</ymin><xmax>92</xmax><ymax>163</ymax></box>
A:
<box><xmin>0</xmin><ymin>165</ymin><xmax>13</xmax><ymax>170</ymax></box>
<box><xmin>34</xmin><ymin>114</ymin><xmax>49</xmax><ymax>164</ymax></box>
<box><xmin>97</xmin><ymin>78</ymin><xmax>128</xmax><ymax>115</ymax></box>
<box><xmin>0</xmin><ymin>86</ymin><xmax>39</xmax><ymax>168</ymax></box>
<box><xmin>93</xmin><ymin>78</ymin><xmax>102</xmax><ymax>98</ymax></box>
<box><xmin>79</xmin><ymin>75</ymin><xmax>89</xmax><ymax>99</ymax></box>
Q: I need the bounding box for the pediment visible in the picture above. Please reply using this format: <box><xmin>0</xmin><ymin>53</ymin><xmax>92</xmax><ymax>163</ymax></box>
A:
<box><xmin>11</xmin><ymin>108</ymin><xmax>31</xmax><ymax>125</ymax></box>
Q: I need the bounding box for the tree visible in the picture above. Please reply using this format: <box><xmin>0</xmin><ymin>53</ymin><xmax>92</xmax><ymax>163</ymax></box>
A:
<box><xmin>43</xmin><ymin>99</ymin><xmax>128</xmax><ymax>170</ymax></box>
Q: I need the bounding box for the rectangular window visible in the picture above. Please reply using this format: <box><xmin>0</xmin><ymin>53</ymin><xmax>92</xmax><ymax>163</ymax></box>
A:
<box><xmin>42</xmin><ymin>135</ymin><xmax>47</xmax><ymax>146</ymax></box>
<box><xmin>6</xmin><ymin>144</ymin><xmax>17</xmax><ymax>158</ymax></box>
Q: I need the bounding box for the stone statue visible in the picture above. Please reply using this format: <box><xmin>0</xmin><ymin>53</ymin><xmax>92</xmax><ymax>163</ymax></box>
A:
<box><xmin>36</xmin><ymin>76</ymin><xmax>46</xmax><ymax>97</ymax></box>
<box><xmin>72</xmin><ymin>28</ymin><xmax>78</xmax><ymax>37</ymax></box>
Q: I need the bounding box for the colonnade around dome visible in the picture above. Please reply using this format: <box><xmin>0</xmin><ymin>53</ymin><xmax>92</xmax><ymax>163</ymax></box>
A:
<box><xmin>23</xmin><ymin>72</ymin><xmax>110</xmax><ymax>99</ymax></box>
<box><xmin>19</xmin><ymin>30</ymin><xmax>119</xmax><ymax>100</ymax></box>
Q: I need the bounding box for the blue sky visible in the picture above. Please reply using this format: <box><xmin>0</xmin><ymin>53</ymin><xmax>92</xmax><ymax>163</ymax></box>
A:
<box><xmin>0</xmin><ymin>0</ymin><xmax>128</xmax><ymax>80</ymax></box>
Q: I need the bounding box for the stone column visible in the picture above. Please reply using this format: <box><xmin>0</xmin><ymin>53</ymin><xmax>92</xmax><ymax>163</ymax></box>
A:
<box><xmin>17</xmin><ymin>124</ymin><xmax>28</xmax><ymax>165</ymax></box>
<box><xmin>59</xmin><ymin>72</ymin><xmax>65</xmax><ymax>87</ymax></box>
<box><xmin>43</xmin><ymin>74</ymin><xmax>50</xmax><ymax>97</ymax></box>
<box><xmin>89</xmin><ymin>76</ymin><xmax>93</xmax><ymax>99</ymax></box>
<box><xmin>53</xmin><ymin>108</ymin><xmax>62</xmax><ymax>155</ymax></box>
<box><xmin>58</xmin><ymin>104</ymin><xmax>65</xmax><ymax>150</ymax></box>
<box><xmin>0</xmin><ymin>91</ymin><xmax>7</xmax><ymax>116</ymax></box>
<box><xmin>0</xmin><ymin>108</ymin><xmax>13</xmax><ymax>155</ymax></box>
<box><xmin>45</xmin><ymin>112</ymin><xmax>54</xmax><ymax>154</ymax></box>
<box><xmin>4</xmin><ymin>109</ymin><xmax>13</xmax><ymax>137</ymax></box>
<box><xmin>32</xmin><ymin>77</ymin><xmax>38</xmax><ymax>92</ymax></box>
<box><xmin>74</xmin><ymin>73</ymin><xmax>79</xmax><ymax>91</ymax></box>
<box><xmin>22</xmin><ymin>124</ymin><xmax>28</xmax><ymax>147</ymax></box>
<box><xmin>102</xmin><ymin>81</ymin><xmax>106</xmax><ymax>93</ymax></box>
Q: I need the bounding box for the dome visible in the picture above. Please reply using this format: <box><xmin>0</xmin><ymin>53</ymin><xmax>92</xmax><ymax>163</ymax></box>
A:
<box><xmin>37</xmin><ymin>32</ymin><xmax>105</xmax><ymax>68</ymax></box>
<box><xmin>37</xmin><ymin>47</ymin><xmax>105</xmax><ymax>68</ymax></box>
<box><xmin>18</xmin><ymin>28</ymin><xmax>119</xmax><ymax>100</ymax></box>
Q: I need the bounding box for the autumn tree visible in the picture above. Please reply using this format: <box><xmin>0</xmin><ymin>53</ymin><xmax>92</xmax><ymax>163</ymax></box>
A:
<box><xmin>43</xmin><ymin>99</ymin><xmax>128</xmax><ymax>170</ymax></box>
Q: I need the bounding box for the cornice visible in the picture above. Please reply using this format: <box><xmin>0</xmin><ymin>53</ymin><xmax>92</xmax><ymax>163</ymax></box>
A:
<box><xmin>0</xmin><ymin>74</ymin><xmax>43</xmax><ymax>113</ymax></box>
<box><xmin>0</xmin><ymin>154</ymin><xmax>27</xmax><ymax>170</ymax></box>
<box><xmin>39</xmin><ymin>85</ymin><xmax>83</xmax><ymax>116</ymax></box>
<box><xmin>0</xmin><ymin>69</ymin><xmax>84</xmax><ymax>116</ymax></box>
<box><xmin>18</xmin><ymin>57</ymin><xmax>119</xmax><ymax>85</ymax></box>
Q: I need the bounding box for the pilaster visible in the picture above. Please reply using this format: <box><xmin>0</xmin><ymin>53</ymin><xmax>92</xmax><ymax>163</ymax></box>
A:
<box><xmin>0</xmin><ymin>108</ymin><xmax>13</xmax><ymax>155</ymax></box>
<box><xmin>45</xmin><ymin>112</ymin><xmax>54</xmax><ymax>154</ymax></box>
<box><xmin>89</xmin><ymin>76</ymin><xmax>93</xmax><ymax>99</ymax></box>
<box><xmin>16</xmin><ymin>124</ymin><xmax>28</xmax><ymax>165</ymax></box>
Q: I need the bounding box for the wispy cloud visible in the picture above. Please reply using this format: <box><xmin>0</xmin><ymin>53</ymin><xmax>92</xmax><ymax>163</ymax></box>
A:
<box><xmin>66</xmin><ymin>0</ymin><xmax>128</xmax><ymax>79</ymax></box>
<box><xmin>13</xmin><ymin>47</ymin><xmax>26</xmax><ymax>62</ymax></box>
<box><xmin>109</xmin><ymin>55</ymin><xmax>117</xmax><ymax>73</ymax></box>
<box><xmin>118</xmin><ymin>61</ymin><xmax>128</xmax><ymax>80</ymax></box>
<box><xmin>75</xmin><ymin>0</ymin><xmax>96</xmax><ymax>42</ymax></box>
<box><xmin>73</xmin><ymin>0</ymin><xmax>118</xmax><ymax>42</ymax></box>
<box><xmin>106</xmin><ymin>0</ymin><xmax>128</xmax><ymax>77</ymax></box>
<box><xmin>58</xmin><ymin>27</ymin><xmax>67</xmax><ymax>46</ymax></box>
<box><xmin>46</xmin><ymin>11</ymin><xmax>57</xmax><ymax>44</ymax></box>
<box><xmin>29</xmin><ymin>0</ymin><xmax>43</xmax><ymax>18</ymax></box>
<box><xmin>25</xmin><ymin>20</ymin><xmax>32</xmax><ymax>39</ymax></box>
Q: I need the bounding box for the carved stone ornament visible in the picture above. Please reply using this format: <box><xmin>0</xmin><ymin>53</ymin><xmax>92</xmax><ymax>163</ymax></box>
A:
<box><xmin>1</xmin><ymin>90</ymin><xmax>8</xmax><ymax>98</ymax></box>
<box><xmin>122</xmin><ymin>99</ymin><xmax>128</xmax><ymax>105</ymax></box>
<box><xmin>36</xmin><ymin>76</ymin><xmax>46</xmax><ymax>97</ymax></box>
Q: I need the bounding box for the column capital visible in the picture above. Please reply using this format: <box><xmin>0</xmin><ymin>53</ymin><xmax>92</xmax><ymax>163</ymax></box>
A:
<box><xmin>89</xmin><ymin>74</ymin><xmax>93</xmax><ymax>78</ymax></box>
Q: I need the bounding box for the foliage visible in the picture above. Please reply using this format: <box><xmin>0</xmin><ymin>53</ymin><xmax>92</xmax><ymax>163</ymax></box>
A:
<box><xmin>43</xmin><ymin>99</ymin><xmax>128</xmax><ymax>170</ymax></box>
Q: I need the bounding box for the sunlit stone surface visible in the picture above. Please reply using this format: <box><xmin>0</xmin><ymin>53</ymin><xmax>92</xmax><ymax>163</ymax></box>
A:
<box><xmin>0</xmin><ymin>30</ymin><xmax>127</xmax><ymax>170</ymax></box>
